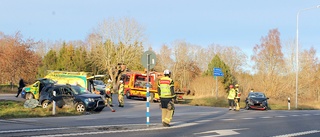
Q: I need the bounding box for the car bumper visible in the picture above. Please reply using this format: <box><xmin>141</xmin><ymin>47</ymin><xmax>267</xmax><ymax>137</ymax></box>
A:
<box><xmin>248</xmin><ymin>103</ymin><xmax>268</xmax><ymax>110</ymax></box>
<box><xmin>85</xmin><ymin>100</ymin><xmax>105</xmax><ymax>111</ymax></box>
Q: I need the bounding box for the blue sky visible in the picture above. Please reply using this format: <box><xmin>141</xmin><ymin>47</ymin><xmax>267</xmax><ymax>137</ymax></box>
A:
<box><xmin>0</xmin><ymin>0</ymin><xmax>319</xmax><ymax>57</ymax></box>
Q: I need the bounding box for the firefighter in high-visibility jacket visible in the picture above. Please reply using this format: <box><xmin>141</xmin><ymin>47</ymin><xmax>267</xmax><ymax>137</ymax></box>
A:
<box><xmin>118</xmin><ymin>80</ymin><xmax>124</xmax><ymax>107</ymax></box>
<box><xmin>235</xmin><ymin>84</ymin><xmax>241</xmax><ymax>110</ymax></box>
<box><xmin>158</xmin><ymin>69</ymin><xmax>175</xmax><ymax>127</ymax></box>
<box><xmin>105</xmin><ymin>79</ymin><xmax>113</xmax><ymax>107</ymax></box>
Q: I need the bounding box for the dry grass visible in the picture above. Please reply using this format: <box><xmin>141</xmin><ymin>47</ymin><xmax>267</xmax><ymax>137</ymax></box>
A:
<box><xmin>0</xmin><ymin>100</ymin><xmax>82</xmax><ymax>119</ymax></box>
<box><xmin>184</xmin><ymin>95</ymin><xmax>319</xmax><ymax>110</ymax></box>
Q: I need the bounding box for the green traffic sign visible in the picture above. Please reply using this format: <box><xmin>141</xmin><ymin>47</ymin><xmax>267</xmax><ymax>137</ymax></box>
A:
<box><xmin>141</xmin><ymin>50</ymin><xmax>157</xmax><ymax>69</ymax></box>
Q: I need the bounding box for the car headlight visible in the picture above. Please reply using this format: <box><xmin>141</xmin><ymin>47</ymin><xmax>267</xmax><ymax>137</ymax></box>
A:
<box><xmin>86</xmin><ymin>98</ymin><xmax>95</xmax><ymax>102</ymax></box>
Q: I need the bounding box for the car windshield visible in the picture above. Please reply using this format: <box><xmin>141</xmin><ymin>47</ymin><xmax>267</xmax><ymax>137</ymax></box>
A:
<box><xmin>40</xmin><ymin>79</ymin><xmax>56</xmax><ymax>84</ymax></box>
<box><xmin>93</xmin><ymin>80</ymin><xmax>104</xmax><ymax>85</ymax></box>
<box><xmin>71</xmin><ymin>85</ymin><xmax>90</xmax><ymax>95</ymax></box>
<box><xmin>249</xmin><ymin>92</ymin><xmax>266</xmax><ymax>98</ymax></box>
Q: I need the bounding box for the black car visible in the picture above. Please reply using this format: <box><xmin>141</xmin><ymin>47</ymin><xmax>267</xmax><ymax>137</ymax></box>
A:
<box><xmin>245</xmin><ymin>92</ymin><xmax>270</xmax><ymax>110</ymax></box>
<box><xmin>39</xmin><ymin>84</ymin><xmax>105</xmax><ymax>112</ymax></box>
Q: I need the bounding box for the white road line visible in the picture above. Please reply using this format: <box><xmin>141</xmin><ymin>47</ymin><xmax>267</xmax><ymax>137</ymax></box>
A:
<box><xmin>273</xmin><ymin>130</ymin><xmax>320</xmax><ymax>137</ymax></box>
<box><xmin>275</xmin><ymin>116</ymin><xmax>287</xmax><ymax>118</ymax></box>
<box><xmin>290</xmin><ymin>115</ymin><xmax>300</xmax><ymax>117</ymax></box>
<box><xmin>302</xmin><ymin>114</ymin><xmax>311</xmax><ymax>116</ymax></box>
<box><xmin>260</xmin><ymin>116</ymin><xmax>272</xmax><ymax>119</ymax></box>
<box><xmin>221</xmin><ymin>119</ymin><xmax>236</xmax><ymax>121</ymax></box>
<box><xmin>314</xmin><ymin>114</ymin><xmax>320</xmax><ymax>116</ymax></box>
<box><xmin>0</xmin><ymin>127</ymin><xmax>68</xmax><ymax>134</ymax></box>
<box><xmin>197</xmin><ymin>120</ymin><xmax>212</xmax><ymax>123</ymax></box>
<box><xmin>31</xmin><ymin>122</ymin><xmax>199</xmax><ymax>137</ymax></box>
<box><xmin>242</xmin><ymin>117</ymin><xmax>255</xmax><ymax>120</ymax></box>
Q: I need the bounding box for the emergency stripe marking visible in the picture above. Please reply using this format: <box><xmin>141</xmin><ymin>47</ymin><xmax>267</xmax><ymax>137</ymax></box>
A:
<box><xmin>159</xmin><ymin>80</ymin><xmax>170</xmax><ymax>84</ymax></box>
<box><xmin>273</xmin><ymin>130</ymin><xmax>320</xmax><ymax>137</ymax></box>
<box><xmin>31</xmin><ymin>122</ymin><xmax>199</xmax><ymax>137</ymax></box>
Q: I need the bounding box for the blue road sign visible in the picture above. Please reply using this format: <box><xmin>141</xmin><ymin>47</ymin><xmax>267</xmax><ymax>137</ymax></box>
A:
<box><xmin>213</xmin><ymin>68</ymin><xmax>224</xmax><ymax>76</ymax></box>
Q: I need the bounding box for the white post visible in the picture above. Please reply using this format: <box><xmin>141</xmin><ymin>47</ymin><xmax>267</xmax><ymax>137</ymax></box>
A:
<box><xmin>146</xmin><ymin>54</ymin><xmax>150</xmax><ymax>127</ymax></box>
<box><xmin>288</xmin><ymin>97</ymin><xmax>291</xmax><ymax>110</ymax></box>
<box><xmin>53</xmin><ymin>91</ymin><xmax>56</xmax><ymax>115</ymax></box>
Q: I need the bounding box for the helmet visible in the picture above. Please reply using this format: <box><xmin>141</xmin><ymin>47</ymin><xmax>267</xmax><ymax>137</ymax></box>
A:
<box><xmin>163</xmin><ymin>69</ymin><xmax>171</xmax><ymax>75</ymax></box>
<box><xmin>108</xmin><ymin>79</ymin><xmax>112</xmax><ymax>83</ymax></box>
<box><xmin>229</xmin><ymin>85</ymin><xmax>234</xmax><ymax>88</ymax></box>
<box><xmin>235</xmin><ymin>84</ymin><xmax>239</xmax><ymax>87</ymax></box>
<box><xmin>119</xmin><ymin>80</ymin><xmax>123</xmax><ymax>83</ymax></box>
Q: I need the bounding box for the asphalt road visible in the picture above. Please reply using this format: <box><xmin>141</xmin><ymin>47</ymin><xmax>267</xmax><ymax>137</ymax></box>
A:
<box><xmin>1</xmin><ymin>94</ymin><xmax>320</xmax><ymax>137</ymax></box>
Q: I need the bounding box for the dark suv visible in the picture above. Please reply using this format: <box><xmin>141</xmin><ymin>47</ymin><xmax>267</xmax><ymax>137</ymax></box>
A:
<box><xmin>39</xmin><ymin>84</ymin><xmax>105</xmax><ymax>112</ymax></box>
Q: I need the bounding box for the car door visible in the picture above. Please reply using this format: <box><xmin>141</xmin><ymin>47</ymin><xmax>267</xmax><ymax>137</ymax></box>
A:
<box><xmin>60</xmin><ymin>86</ymin><xmax>75</xmax><ymax>107</ymax></box>
<box><xmin>30</xmin><ymin>81</ymin><xmax>41</xmax><ymax>99</ymax></box>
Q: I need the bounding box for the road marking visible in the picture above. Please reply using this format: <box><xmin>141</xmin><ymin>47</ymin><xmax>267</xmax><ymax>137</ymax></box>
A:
<box><xmin>242</xmin><ymin>117</ymin><xmax>255</xmax><ymax>120</ymax></box>
<box><xmin>30</xmin><ymin>122</ymin><xmax>199</xmax><ymax>137</ymax></box>
<box><xmin>314</xmin><ymin>114</ymin><xmax>320</xmax><ymax>116</ymax></box>
<box><xmin>290</xmin><ymin>115</ymin><xmax>300</xmax><ymax>117</ymax></box>
<box><xmin>0</xmin><ymin>127</ymin><xmax>68</xmax><ymax>134</ymax></box>
<box><xmin>302</xmin><ymin>114</ymin><xmax>310</xmax><ymax>116</ymax></box>
<box><xmin>260</xmin><ymin>116</ymin><xmax>272</xmax><ymax>119</ymax></box>
<box><xmin>273</xmin><ymin>130</ymin><xmax>320</xmax><ymax>137</ymax></box>
<box><xmin>197</xmin><ymin>120</ymin><xmax>212</xmax><ymax>123</ymax></box>
<box><xmin>194</xmin><ymin>128</ymin><xmax>249</xmax><ymax>137</ymax></box>
<box><xmin>275</xmin><ymin>116</ymin><xmax>287</xmax><ymax>118</ymax></box>
<box><xmin>221</xmin><ymin>119</ymin><xmax>235</xmax><ymax>121</ymax></box>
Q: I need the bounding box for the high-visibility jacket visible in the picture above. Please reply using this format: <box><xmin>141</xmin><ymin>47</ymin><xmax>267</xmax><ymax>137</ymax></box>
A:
<box><xmin>235</xmin><ymin>88</ymin><xmax>241</xmax><ymax>98</ymax></box>
<box><xmin>118</xmin><ymin>83</ymin><xmax>124</xmax><ymax>95</ymax></box>
<box><xmin>227</xmin><ymin>88</ymin><xmax>236</xmax><ymax>99</ymax></box>
<box><xmin>158</xmin><ymin>76</ymin><xmax>175</xmax><ymax>98</ymax></box>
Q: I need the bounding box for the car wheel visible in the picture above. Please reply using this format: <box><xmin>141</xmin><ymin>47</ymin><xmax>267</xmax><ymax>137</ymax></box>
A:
<box><xmin>94</xmin><ymin>107</ymin><xmax>104</xmax><ymax>112</ymax></box>
<box><xmin>42</xmin><ymin>100</ymin><xmax>50</xmax><ymax>108</ymax></box>
<box><xmin>25</xmin><ymin>93</ymin><xmax>34</xmax><ymax>100</ymax></box>
<box><xmin>75</xmin><ymin>102</ymin><xmax>86</xmax><ymax>112</ymax></box>
<box><xmin>126</xmin><ymin>90</ymin><xmax>131</xmax><ymax>99</ymax></box>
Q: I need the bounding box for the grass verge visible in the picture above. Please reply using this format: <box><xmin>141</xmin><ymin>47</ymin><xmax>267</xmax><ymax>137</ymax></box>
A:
<box><xmin>0</xmin><ymin>100</ymin><xmax>82</xmax><ymax>119</ymax></box>
<box><xmin>183</xmin><ymin>95</ymin><xmax>319</xmax><ymax>110</ymax></box>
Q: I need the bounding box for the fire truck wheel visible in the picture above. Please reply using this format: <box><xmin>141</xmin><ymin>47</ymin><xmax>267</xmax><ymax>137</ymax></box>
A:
<box><xmin>126</xmin><ymin>90</ymin><xmax>131</xmax><ymax>99</ymax></box>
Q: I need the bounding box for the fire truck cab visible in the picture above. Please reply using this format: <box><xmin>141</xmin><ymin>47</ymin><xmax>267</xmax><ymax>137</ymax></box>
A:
<box><xmin>122</xmin><ymin>72</ymin><xmax>159</xmax><ymax>102</ymax></box>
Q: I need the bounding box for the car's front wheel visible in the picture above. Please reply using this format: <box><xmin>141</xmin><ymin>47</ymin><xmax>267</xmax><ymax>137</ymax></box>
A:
<box><xmin>25</xmin><ymin>93</ymin><xmax>34</xmax><ymax>100</ymax></box>
<box><xmin>75</xmin><ymin>102</ymin><xmax>86</xmax><ymax>112</ymax></box>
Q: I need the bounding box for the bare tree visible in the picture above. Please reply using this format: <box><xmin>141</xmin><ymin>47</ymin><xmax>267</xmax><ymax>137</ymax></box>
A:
<box><xmin>251</xmin><ymin>28</ymin><xmax>285</xmax><ymax>98</ymax></box>
<box><xmin>154</xmin><ymin>44</ymin><xmax>174</xmax><ymax>72</ymax></box>
<box><xmin>87</xmin><ymin>17</ymin><xmax>145</xmax><ymax>89</ymax></box>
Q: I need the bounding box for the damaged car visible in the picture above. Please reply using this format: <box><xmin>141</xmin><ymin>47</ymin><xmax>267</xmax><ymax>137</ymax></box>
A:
<box><xmin>39</xmin><ymin>84</ymin><xmax>105</xmax><ymax>112</ymax></box>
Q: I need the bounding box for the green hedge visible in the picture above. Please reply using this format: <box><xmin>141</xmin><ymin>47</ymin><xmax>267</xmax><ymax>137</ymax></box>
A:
<box><xmin>0</xmin><ymin>84</ymin><xmax>18</xmax><ymax>93</ymax></box>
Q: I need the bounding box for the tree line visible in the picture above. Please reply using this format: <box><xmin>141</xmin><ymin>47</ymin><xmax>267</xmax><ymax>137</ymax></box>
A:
<box><xmin>1</xmin><ymin>17</ymin><xmax>319</xmax><ymax>105</ymax></box>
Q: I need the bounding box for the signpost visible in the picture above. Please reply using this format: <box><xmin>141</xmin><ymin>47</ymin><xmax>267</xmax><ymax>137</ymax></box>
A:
<box><xmin>141</xmin><ymin>50</ymin><xmax>156</xmax><ymax>127</ymax></box>
<box><xmin>213</xmin><ymin>68</ymin><xmax>224</xmax><ymax>99</ymax></box>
